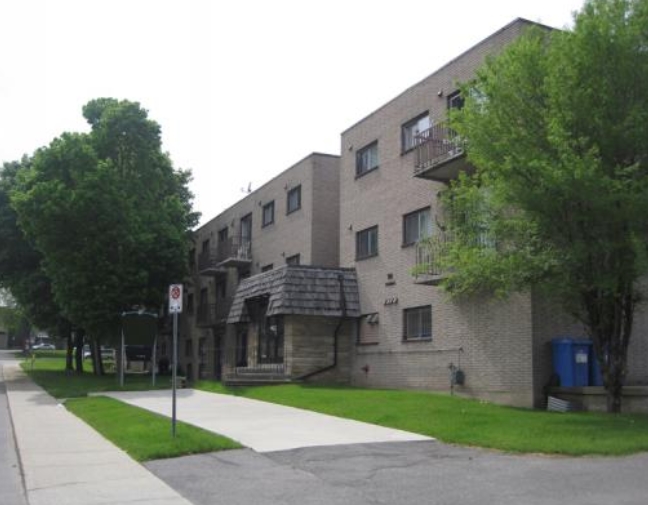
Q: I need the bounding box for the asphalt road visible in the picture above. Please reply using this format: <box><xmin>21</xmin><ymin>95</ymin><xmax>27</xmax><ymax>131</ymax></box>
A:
<box><xmin>146</xmin><ymin>441</ymin><xmax>648</xmax><ymax>505</ymax></box>
<box><xmin>0</xmin><ymin>352</ymin><xmax>28</xmax><ymax>505</ymax></box>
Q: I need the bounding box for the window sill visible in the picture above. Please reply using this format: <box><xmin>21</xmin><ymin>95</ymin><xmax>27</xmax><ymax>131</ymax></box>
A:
<box><xmin>355</xmin><ymin>166</ymin><xmax>379</xmax><ymax>180</ymax></box>
<box><xmin>356</xmin><ymin>253</ymin><xmax>378</xmax><ymax>262</ymax></box>
<box><xmin>261</xmin><ymin>222</ymin><xmax>274</xmax><ymax>229</ymax></box>
<box><xmin>401</xmin><ymin>242</ymin><xmax>415</xmax><ymax>248</ymax></box>
<box><xmin>402</xmin><ymin>337</ymin><xmax>432</xmax><ymax>343</ymax></box>
<box><xmin>286</xmin><ymin>207</ymin><xmax>301</xmax><ymax>216</ymax></box>
<box><xmin>356</xmin><ymin>341</ymin><xmax>379</xmax><ymax>346</ymax></box>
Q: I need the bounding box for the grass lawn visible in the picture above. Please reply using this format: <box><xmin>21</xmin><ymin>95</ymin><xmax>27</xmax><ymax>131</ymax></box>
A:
<box><xmin>23</xmin><ymin>355</ymin><xmax>648</xmax><ymax>456</ymax></box>
<box><xmin>21</xmin><ymin>352</ymin><xmax>172</xmax><ymax>398</ymax></box>
<box><xmin>66</xmin><ymin>396</ymin><xmax>241</xmax><ymax>461</ymax></box>
<box><xmin>195</xmin><ymin>380</ymin><xmax>648</xmax><ymax>456</ymax></box>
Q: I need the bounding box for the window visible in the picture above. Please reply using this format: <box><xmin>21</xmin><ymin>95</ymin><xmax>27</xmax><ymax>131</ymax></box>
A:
<box><xmin>357</xmin><ymin>313</ymin><xmax>380</xmax><ymax>344</ymax></box>
<box><xmin>199</xmin><ymin>288</ymin><xmax>208</xmax><ymax>307</ymax></box>
<box><xmin>402</xmin><ymin>113</ymin><xmax>431</xmax><ymax>152</ymax></box>
<box><xmin>218</xmin><ymin>227</ymin><xmax>228</xmax><ymax>243</ymax></box>
<box><xmin>356</xmin><ymin>226</ymin><xmax>378</xmax><ymax>260</ymax></box>
<box><xmin>240</xmin><ymin>214</ymin><xmax>252</xmax><ymax>244</ymax></box>
<box><xmin>261</xmin><ymin>263</ymin><xmax>273</xmax><ymax>272</ymax></box>
<box><xmin>285</xmin><ymin>254</ymin><xmax>300</xmax><ymax>266</ymax></box>
<box><xmin>262</xmin><ymin>201</ymin><xmax>275</xmax><ymax>227</ymax></box>
<box><xmin>215</xmin><ymin>281</ymin><xmax>226</xmax><ymax>299</ymax></box>
<box><xmin>187</xmin><ymin>293</ymin><xmax>194</xmax><ymax>313</ymax></box>
<box><xmin>447</xmin><ymin>90</ymin><xmax>465</xmax><ymax>111</ymax></box>
<box><xmin>201</xmin><ymin>239</ymin><xmax>210</xmax><ymax>253</ymax></box>
<box><xmin>185</xmin><ymin>338</ymin><xmax>193</xmax><ymax>357</ymax></box>
<box><xmin>259</xmin><ymin>315</ymin><xmax>284</xmax><ymax>364</ymax></box>
<box><xmin>403</xmin><ymin>306</ymin><xmax>432</xmax><ymax>340</ymax></box>
<box><xmin>403</xmin><ymin>207</ymin><xmax>432</xmax><ymax>246</ymax></box>
<box><xmin>356</xmin><ymin>141</ymin><xmax>378</xmax><ymax>176</ymax></box>
<box><xmin>287</xmin><ymin>185</ymin><xmax>301</xmax><ymax>214</ymax></box>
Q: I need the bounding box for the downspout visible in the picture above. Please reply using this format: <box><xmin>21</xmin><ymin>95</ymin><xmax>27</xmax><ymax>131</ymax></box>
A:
<box><xmin>296</xmin><ymin>273</ymin><xmax>347</xmax><ymax>381</ymax></box>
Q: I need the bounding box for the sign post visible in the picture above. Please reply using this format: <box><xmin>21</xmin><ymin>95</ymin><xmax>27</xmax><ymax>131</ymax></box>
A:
<box><xmin>168</xmin><ymin>284</ymin><xmax>183</xmax><ymax>438</ymax></box>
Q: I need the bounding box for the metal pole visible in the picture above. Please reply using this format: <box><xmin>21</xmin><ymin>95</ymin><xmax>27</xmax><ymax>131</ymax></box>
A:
<box><xmin>172</xmin><ymin>311</ymin><xmax>178</xmax><ymax>437</ymax></box>
<box><xmin>152</xmin><ymin>336</ymin><xmax>157</xmax><ymax>387</ymax></box>
<box><xmin>120</xmin><ymin>329</ymin><xmax>125</xmax><ymax>387</ymax></box>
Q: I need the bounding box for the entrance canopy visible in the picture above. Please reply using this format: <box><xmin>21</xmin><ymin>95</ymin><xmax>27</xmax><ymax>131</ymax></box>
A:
<box><xmin>228</xmin><ymin>266</ymin><xmax>360</xmax><ymax>323</ymax></box>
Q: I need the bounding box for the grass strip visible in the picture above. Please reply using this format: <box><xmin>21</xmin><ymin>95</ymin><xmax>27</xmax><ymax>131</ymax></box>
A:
<box><xmin>66</xmin><ymin>396</ymin><xmax>241</xmax><ymax>461</ymax></box>
<box><xmin>195</xmin><ymin>381</ymin><xmax>648</xmax><ymax>456</ymax></box>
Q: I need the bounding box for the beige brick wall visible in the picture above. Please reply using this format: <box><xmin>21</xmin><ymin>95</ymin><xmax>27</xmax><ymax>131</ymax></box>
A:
<box><xmin>194</xmin><ymin>152</ymin><xmax>340</xmax><ymax>276</ymax></box>
<box><xmin>183</xmin><ymin>153</ymin><xmax>340</xmax><ymax>379</ymax></box>
<box><xmin>311</xmin><ymin>155</ymin><xmax>341</xmax><ymax>267</ymax></box>
<box><xmin>340</xmin><ymin>20</ymin><xmax>543</xmax><ymax>407</ymax></box>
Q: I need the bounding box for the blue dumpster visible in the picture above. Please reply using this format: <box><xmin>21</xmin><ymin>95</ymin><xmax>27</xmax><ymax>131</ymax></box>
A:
<box><xmin>552</xmin><ymin>338</ymin><xmax>592</xmax><ymax>387</ymax></box>
<box><xmin>589</xmin><ymin>346</ymin><xmax>604</xmax><ymax>387</ymax></box>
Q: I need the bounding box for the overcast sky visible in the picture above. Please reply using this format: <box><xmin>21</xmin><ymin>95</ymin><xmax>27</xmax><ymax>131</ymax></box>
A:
<box><xmin>0</xmin><ymin>0</ymin><xmax>585</xmax><ymax>226</ymax></box>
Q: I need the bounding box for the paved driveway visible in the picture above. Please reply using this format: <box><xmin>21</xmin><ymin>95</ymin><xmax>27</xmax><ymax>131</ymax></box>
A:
<box><xmin>103</xmin><ymin>389</ymin><xmax>430</xmax><ymax>452</ymax></box>
<box><xmin>146</xmin><ymin>441</ymin><xmax>648</xmax><ymax>505</ymax></box>
<box><xmin>107</xmin><ymin>387</ymin><xmax>648</xmax><ymax>505</ymax></box>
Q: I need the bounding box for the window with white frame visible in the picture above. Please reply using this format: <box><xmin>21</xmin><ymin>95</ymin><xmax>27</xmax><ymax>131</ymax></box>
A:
<box><xmin>356</xmin><ymin>141</ymin><xmax>379</xmax><ymax>176</ymax></box>
<box><xmin>403</xmin><ymin>207</ymin><xmax>432</xmax><ymax>246</ymax></box>
<box><xmin>403</xmin><ymin>305</ymin><xmax>432</xmax><ymax>340</ymax></box>
<box><xmin>356</xmin><ymin>225</ymin><xmax>378</xmax><ymax>260</ymax></box>
<box><xmin>402</xmin><ymin>113</ymin><xmax>431</xmax><ymax>152</ymax></box>
<box><xmin>287</xmin><ymin>185</ymin><xmax>301</xmax><ymax>214</ymax></box>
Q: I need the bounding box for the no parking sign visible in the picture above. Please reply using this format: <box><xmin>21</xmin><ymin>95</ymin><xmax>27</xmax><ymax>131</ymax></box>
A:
<box><xmin>168</xmin><ymin>284</ymin><xmax>183</xmax><ymax>313</ymax></box>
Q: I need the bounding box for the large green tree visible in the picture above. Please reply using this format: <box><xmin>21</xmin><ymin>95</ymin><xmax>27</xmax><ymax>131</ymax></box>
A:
<box><xmin>11</xmin><ymin>99</ymin><xmax>199</xmax><ymax>361</ymax></box>
<box><xmin>440</xmin><ymin>0</ymin><xmax>648</xmax><ymax>412</ymax></box>
<box><xmin>0</xmin><ymin>159</ymin><xmax>76</xmax><ymax>369</ymax></box>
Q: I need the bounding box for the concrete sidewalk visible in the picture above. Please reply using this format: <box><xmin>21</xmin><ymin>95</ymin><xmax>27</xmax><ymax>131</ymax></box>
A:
<box><xmin>103</xmin><ymin>389</ymin><xmax>431</xmax><ymax>452</ymax></box>
<box><xmin>3</xmin><ymin>362</ymin><xmax>193</xmax><ymax>505</ymax></box>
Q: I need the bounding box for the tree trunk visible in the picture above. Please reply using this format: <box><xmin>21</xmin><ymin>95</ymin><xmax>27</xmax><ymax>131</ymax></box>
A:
<box><xmin>585</xmin><ymin>285</ymin><xmax>634</xmax><ymax>414</ymax></box>
<box><xmin>74</xmin><ymin>329</ymin><xmax>85</xmax><ymax>374</ymax></box>
<box><xmin>64</xmin><ymin>324</ymin><xmax>74</xmax><ymax>375</ymax></box>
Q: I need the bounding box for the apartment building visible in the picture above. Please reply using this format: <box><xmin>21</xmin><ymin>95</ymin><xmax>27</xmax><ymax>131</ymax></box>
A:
<box><xmin>340</xmin><ymin>18</ymin><xmax>648</xmax><ymax>408</ymax></box>
<box><xmin>171</xmin><ymin>18</ymin><xmax>648</xmax><ymax>409</ymax></box>
<box><xmin>178</xmin><ymin>152</ymin><xmax>357</xmax><ymax>383</ymax></box>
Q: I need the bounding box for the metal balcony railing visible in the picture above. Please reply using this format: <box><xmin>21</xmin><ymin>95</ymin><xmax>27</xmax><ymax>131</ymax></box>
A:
<box><xmin>197</xmin><ymin>248</ymin><xmax>224</xmax><ymax>275</ymax></box>
<box><xmin>414</xmin><ymin>124</ymin><xmax>466</xmax><ymax>180</ymax></box>
<box><xmin>216</xmin><ymin>237</ymin><xmax>252</xmax><ymax>267</ymax></box>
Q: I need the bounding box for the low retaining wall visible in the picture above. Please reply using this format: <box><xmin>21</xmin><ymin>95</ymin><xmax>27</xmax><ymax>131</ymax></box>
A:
<box><xmin>550</xmin><ymin>386</ymin><xmax>648</xmax><ymax>413</ymax></box>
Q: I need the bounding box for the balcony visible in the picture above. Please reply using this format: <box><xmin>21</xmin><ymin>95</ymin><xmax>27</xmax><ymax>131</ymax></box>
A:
<box><xmin>196</xmin><ymin>298</ymin><xmax>233</xmax><ymax>327</ymax></box>
<box><xmin>217</xmin><ymin>237</ymin><xmax>252</xmax><ymax>268</ymax></box>
<box><xmin>413</xmin><ymin>124</ymin><xmax>472</xmax><ymax>182</ymax></box>
<box><xmin>197</xmin><ymin>248</ymin><xmax>227</xmax><ymax>276</ymax></box>
<box><xmin>413</xmin><ymin>233</ymin><xmax>452</xmax><ymax>285</ymax></box>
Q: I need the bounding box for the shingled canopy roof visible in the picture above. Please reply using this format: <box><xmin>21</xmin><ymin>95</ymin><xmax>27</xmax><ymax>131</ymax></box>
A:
<box><xmin>227</xmin><ymin>265</ymin><xmax>360</xmax><ymax>323</ymax></box>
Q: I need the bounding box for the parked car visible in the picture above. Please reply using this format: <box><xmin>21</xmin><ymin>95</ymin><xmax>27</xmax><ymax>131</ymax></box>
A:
<box><xmin>32</xmin><ymin>342</ymin><xmax>56</xmax><ymax>350</ymax></box>
<box><xmin>83</xmin><ymin>346</ymin><xmax>116</xmax><ymax>361</ymax></box>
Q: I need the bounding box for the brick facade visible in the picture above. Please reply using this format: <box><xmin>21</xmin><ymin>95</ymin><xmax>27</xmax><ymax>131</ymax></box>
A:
<box><xmin>173</xmin><ymin>18</ymin><xmax>648</xmax><ymax>409</ymax></box>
